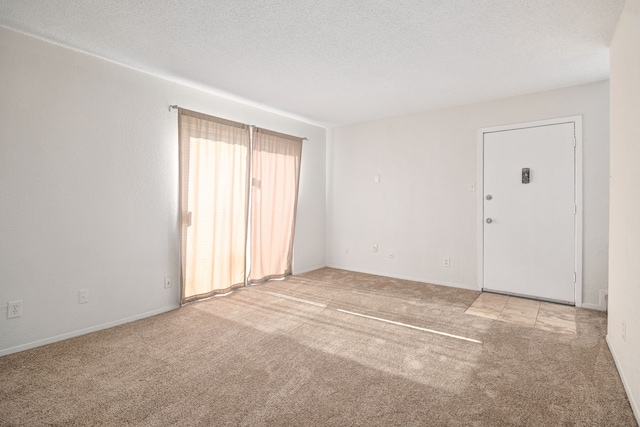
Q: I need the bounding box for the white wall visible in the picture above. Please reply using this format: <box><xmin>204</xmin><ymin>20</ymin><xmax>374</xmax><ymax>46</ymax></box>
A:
<box><xmin>608</xmin><ymin>0</ymin><xmax>640</xmax><ymax>421</ymax></box>
<box><xmin>0</xmin><ymin>28</ymin><xmax>326</xmax><ymax>356</ymax></box>
<box><xmin>327</xmin><ymin>81</ymin><xmax>610</xmax><ymax>306</ymax></box>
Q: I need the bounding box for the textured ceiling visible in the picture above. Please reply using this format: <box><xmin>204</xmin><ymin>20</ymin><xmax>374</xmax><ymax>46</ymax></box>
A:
<box><xmin>0</xmin><ymin>0</ymin><xmax>625</xmax><ymax>126</ymax></box>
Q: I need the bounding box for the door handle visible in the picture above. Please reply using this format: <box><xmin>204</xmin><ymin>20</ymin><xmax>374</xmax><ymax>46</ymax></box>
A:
<box><xmin>486</xmin><ymin>218</ymin><xmax>493</xmax><ymax>224</ymax></box>
<box><xmin>184</xmin><ymin>211</ymin><xmax>193</xmax><ymax>227</ymax></box>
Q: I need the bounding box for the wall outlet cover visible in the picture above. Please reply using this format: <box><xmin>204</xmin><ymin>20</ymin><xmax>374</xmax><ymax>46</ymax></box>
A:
<box><xmin>7</xmin><ymin>301</ymin><xmax>23</xmax><ymax>319</ymax></box>
<box><xmin>78</xmin><ymin>289</ymin><xmax>89</xmax><ymax>304</ymax></box>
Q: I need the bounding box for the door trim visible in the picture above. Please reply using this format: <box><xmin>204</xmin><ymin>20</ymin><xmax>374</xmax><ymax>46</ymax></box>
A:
<box><xmin>477</xmin><ymin>116</ymin><xmax>583</xmax><ymax>307</ymax></box>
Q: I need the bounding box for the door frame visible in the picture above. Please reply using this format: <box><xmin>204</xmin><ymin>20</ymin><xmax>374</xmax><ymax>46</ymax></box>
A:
<box><xmin>477</xmin><ymin>116</ymin><xmax>583</xmax><ymax>307</ymax></box>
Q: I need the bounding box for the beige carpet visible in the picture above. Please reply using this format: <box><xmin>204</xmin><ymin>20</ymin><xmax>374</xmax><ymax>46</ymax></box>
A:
<box><xmin>0</xmin><ymin>268</ymin><xmax>636</xmax><ymax>426</ymax></box>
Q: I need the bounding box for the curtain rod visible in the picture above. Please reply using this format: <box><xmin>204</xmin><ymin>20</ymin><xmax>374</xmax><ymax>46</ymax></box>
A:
<box><xmin>169</xmin><ymin>105</ymin><xmax>309</xmax><ymax>141</ymax></box>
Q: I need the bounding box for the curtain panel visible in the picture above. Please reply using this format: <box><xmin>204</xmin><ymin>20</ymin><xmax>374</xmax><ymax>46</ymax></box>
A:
<box><xmin>178</xmin><ymin>109</ymin><xmax>250</xmax><ymax>303</ymax></box>
<box><xmin>248</xmin><ymin>128</ymin><xmax>303</xmax><ymax>284</ymax></box>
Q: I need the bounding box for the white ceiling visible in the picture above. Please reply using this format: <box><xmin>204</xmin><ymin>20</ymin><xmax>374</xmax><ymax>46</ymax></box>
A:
<box><xmin>0</xmin><ymin>0</ymin><xmax>625</xmax><ymax>127</ymax></box>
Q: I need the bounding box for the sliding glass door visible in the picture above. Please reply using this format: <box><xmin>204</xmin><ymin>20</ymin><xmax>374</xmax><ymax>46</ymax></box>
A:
<box><xmin>178</xmin><ymin>109</ymin><xmax>303</xmax><ymax>304</ymax></box>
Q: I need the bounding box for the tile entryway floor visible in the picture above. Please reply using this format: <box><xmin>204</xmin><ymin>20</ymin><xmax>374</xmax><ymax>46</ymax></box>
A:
<box><xmin>465</xmin><ymin>292</ymin><xmax>577</xmax><ymax>334</ymax></box>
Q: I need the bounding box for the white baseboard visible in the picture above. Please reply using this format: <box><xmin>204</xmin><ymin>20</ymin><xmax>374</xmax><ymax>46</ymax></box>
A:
<box><xmin>581</xmin><ymin>290</ymin><xmax>608</xmax><ymax>311</ymax></box>
<box><xmin>324</xmin><ymin>263</ymin><xmax>474</xmax><ymax>290</ymax></box>
<box><xmin>600</xmin><ymin>289</ymin><xmax>608</xmax><ymax>311</ymax></box>
<box><xmin>293</xmin><ymin>264</ymin><xmax>326</xmax><ymax>275</ymax></box>
<box><xmin>0</xmin><ymin>305</ymin><xmax>179</xmax><ymax>357</ymax></box>
<box><xmin>606</xmin><ymin>335</ymin><xmax>640</xmax><ymax>425</ymax></box>
<box><xmin>581</xmin><ymin>303</ymin><xmax>605</xmax><ymax>311</ymax></box>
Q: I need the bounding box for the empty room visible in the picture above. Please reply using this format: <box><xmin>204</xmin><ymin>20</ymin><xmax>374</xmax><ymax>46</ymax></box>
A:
<box><xmin>1</xmin><ymin>0</ymin><xmax>639</xmax><ymax>425</ymax></box>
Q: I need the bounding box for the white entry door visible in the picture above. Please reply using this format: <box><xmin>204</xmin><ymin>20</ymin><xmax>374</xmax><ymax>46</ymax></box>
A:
<box><xmin>483</xmin><ymin>122</ymin><xmax>576</xmax><ymax>304</ymax></box>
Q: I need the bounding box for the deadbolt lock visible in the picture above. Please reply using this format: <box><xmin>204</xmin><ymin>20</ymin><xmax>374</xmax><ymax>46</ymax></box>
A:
<box><xmin>486</xmin><ymin>195</ymin><xmax>492</xmax><ymax>200</ymax></box>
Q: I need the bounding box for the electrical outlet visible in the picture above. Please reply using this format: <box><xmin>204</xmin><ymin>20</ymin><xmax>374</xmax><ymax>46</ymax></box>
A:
<box><xmin>164</xmin><ymin>276</ymin><xmax>172</xmax><ymax>289</ymax></box>
<box><xmin>7</xmin><ymin>301</ymin><xmax>23</xmax><ymax>319</ymax></box>
<box><xmin>622</xmin><ymin>320</ymin><xmax>626</xmax><ymax>342</ymax></box>
<box><xmin>78</xmin><ymin>289</ymin><xmax>89</xmax><ymax>304</ymax></box>
<box><xmin>345</xmin><ymin>248</ymin><xmax>350</xmax><ymax>255</ymax></box>
<box><xmin>443</xmin><ymin>257</ymin><xmax>450</xmax><ymax>267</ymax></box>
<box><xmin>373</xmin><ymin>244</ymin><xmax>378</xmax><ymax>253</ymax></box>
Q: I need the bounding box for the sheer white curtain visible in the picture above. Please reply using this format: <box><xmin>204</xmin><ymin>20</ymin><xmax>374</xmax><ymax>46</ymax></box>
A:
<box><xmin>178</xmin><ymin>109</ymin><xmax>250</xmax><ymax>303</ymax></box>
<box><xmin>248</xmin><ymin>128</ymin><xmax>303</xmax><ymax>284</ymax></box>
